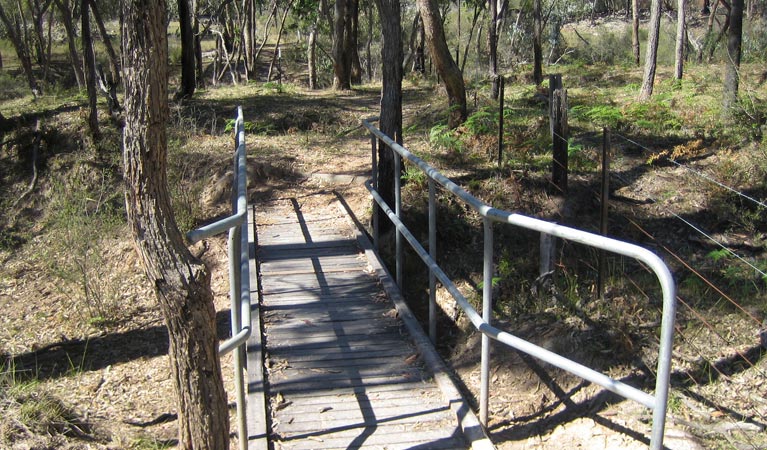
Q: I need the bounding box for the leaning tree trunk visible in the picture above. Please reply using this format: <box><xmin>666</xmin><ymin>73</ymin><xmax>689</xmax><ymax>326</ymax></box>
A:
<box><xmin>121</xmin><ymin>0</ymin><xmax>230</xmax><ymax>448</ymax></box>
<box><xmin>53</xmin><ymin>0</ymin><xmax>85</xmax><ymax>89</ymax></box>
<box><xmin>81</xmin><ymin>0</ymin><xmax>99</xmax><ymax>137</ymax></box>
<box><xmin>267</xmin><ymin>1</ymin><xmax>293</xmax><ymax>81</ymax></box>
<box><xmin>639</xmin><ymin>0</ymin><xmax>661</xmax><ymax>100</ymax></box>
<box><xmin>374</xmin><ymin>0</ymin><xmax>402</xmax><ymax>232</ymax></box>
<box><xmin>722</xmin><ymin>0</ymin><xmax>743</xmax><ymax>117</ymax></box>
<box><xmin>417</xmin><ymin>0</ymin><xmax>467</xmax><ymax>128</ymax></box>
<box><xmin>89</xmin><ymin>0</ymin><xmax>120</xmax><ymax>84</ymax></box>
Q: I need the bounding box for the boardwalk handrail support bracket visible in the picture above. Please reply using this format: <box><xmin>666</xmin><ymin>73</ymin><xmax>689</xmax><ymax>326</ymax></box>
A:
<box><xmin>187</xmin><ymin>106</ymin><xmax>251</xmax><ymax>450</ymax></box>
<box><xmin>362</xmin><ymin>118</ymin><xmax>677</xmax><ymax>450</ymax></box>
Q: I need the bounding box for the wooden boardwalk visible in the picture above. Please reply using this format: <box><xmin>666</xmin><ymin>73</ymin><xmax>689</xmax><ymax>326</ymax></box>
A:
<box><xmin>251</xmin><ymin>196</ymin><xmax>473</xmax><ymax>450</ymax></box>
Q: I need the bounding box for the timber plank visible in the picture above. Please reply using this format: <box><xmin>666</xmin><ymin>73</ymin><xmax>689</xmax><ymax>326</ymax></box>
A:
<box><xmin>252</xmin><ymin>201</ymin><xmax>469</xmax><ymax>450</ymax></box>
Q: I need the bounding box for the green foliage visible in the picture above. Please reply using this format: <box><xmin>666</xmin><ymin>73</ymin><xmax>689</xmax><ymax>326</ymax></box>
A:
<box><xmin>429</xmin><ymin>124</ymin><xmax>463</xmax><ymax>153</ymax></box>
<box><xmin>464</xmin><ymin>107</ymin><xmax>497</xmax><ymax>136</ymax></box>
<box><xmin>624</xmin><ymin>100</ymin><xmax>682</xmax><ymax>133</ymax></box>
<box><xmin>0</xmin><ymin>71</ymin><xmax>30</xmax><ymax>101</ymax></box>
<box><xmin>45</xmin><ymin>162</ymin><xmax>124</xmax><ymax>327</ymax></box>
<box><xmin>743</xmin><ymin>19</ymin><xmax>767</xmax><ymax>63</ymax></box>
<box><xmin>401</xmin><ymin>163</ymin><xmax>427</xmax><ymax>188</ymax></box>
<box><xmin>706</xmin><ymin>248</ymin><xmax>767</xmax><ymax>296</ymax></box>
<box><xmin>706</xmin><ymin>248</ymin><xmax>730</xmax><ymax>263</ymax></box>
<box><xmin>224</xmin><ymin>119</ymin><xmax>276</xmax><ymax>136</ymax></box>
<box><xmin>261</xmin><ymin>81</ymin><xmax>296</xmax><ymax>95</ymax></box>
<box><xmin>571</xmin><ymin>104</ymin><xmax>623</xmax><ymax>129</ymax></box>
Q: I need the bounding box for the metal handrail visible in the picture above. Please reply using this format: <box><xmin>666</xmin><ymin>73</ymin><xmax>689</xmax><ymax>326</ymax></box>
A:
<box><xmin>187</xmin><ymin>106</ymin><xmax>251</xmax><ymax>450</ymax></box>
<box><xmin>362</xmin><ymin>118</ymin><xmax>676</xmax><ymax>450</ymax></box>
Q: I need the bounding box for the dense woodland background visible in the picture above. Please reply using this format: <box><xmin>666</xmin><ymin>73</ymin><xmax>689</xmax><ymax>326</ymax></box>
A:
<box><xmin>0</xmin><ymin>0</ymin><xmax>766</xmax><ymax>448</ymax></box>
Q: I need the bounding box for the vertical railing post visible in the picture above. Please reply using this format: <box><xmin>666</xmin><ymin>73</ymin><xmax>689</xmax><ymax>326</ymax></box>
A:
<box><xmin>371</xmin><ymin>135</ymin><xmax>379</xmax><ymax>250</ymax></box>
<box><xmin>480</xmin><ymin>217</ymin><xmax>493</xmax><ymax>427</ymax></box>
<box><xmin>651</xmin><ymin>282</ymin><xmax>677</xmax><ymax>450</ymax></box>
<box><xmin>233</xmin><ymin>108</ymin><xmax>248</xmax><ymax>450</ymax></box>
<box><xmin>428</xmin><ymin>178</ymin><xmax>437</xmax><ymax>343</ymax></box>
<box><xmin>231</xmin><ymin>226</ymin><xmax>247</xmax><ymax>450</ymax></box>
<box><xmin>394</xmin><ymin>148</ymin><xmax>402</xmax><ymax>289</ymax></box>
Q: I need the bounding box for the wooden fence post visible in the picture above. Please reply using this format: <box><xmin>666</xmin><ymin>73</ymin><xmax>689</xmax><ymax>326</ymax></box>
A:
<box><xmin>498</xmin><ymin>76</ymin><xmax>505</xmax><ymax>166</ymax></box>
<box><xmin>598</xmin><ymin>128</ymin><xmax>611</xmax><ymax>300</ymax></box>
<box><xmin>549</xmin><ymin>74</ymin><xmax>568</xmax><ymax>193</ymax></box>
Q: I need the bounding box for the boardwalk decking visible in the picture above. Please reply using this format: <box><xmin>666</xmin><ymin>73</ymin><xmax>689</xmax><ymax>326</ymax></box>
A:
<box><xmin>252</xmin><ymin>196</ymin><xmax>471</xmax><ymax>450</ymax></box>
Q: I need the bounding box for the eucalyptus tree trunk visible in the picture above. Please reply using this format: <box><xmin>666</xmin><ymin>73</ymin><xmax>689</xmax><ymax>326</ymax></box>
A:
<box><xmin>176</xmin><ymin>0</ymin><xmax>196</xmax><ymax>99</ymax></box>
<box><xmin>366</xmin><ymin>0</ymin><xmax>373</xmax><ymax>81</ymax></box>
<box><xmin>350</xmin><ymin>0</ymin><xmax>362</xmax><ymax>84</ymax></box>
<box><xmin>415</xmin><ymin>13</ymin><xmax>425</xmax><ymax>74</ymax></box>
<box><xmin>308</xmin><ymin>24</ymin><xmax>318</xmax><ymax>89</ymax></box>
<box><xmin>81</xmin><ymin>0</ymin><xmax>99</xmax><ymax>136</ymax></box>
<box><xmin>489</xmin><ymin>0</ymin><xmax>499</xmax><ymax>98</ymax></box>
<box><xmin>374</xmin><ymin>0</ymin><xmax>402</xmax><ymax>230</ymax></box>
<box><xmin>193</xmin><ymin>0</ymin><xmax>204</xmax><ymax>85</ymax></box>
<box><xmin>243</xmin><ymin>0</ymin><xmax>257</xmax><ymax>75</ymax></box>
<box><xmin>532</xmin><ymin>0</ymin><xmax>543</xmax><ymax>85</ymax></box>
<box><xmin>332</xmin><ymin>0</ymin><xmax>352</xmax><ymax>89</ymax></box>
<box><xmin>675</xmin><ymin>0</ymin><xmax>686</xmax><ymax>79</ymax></box>
<box><xmin>122</xmin><ymin>0</ymin><xmax>230</xmax><ymax>448</ymax></box>
<box><xmin>722</xmin><ymin>0</ymin><xmax>743</xmax><ymax>116</ymax></box>
<box><xmin>639</xmin><ymin>0</ymin><xmax>661</xmax><ymax>100</ymax></box>
<box><xmin>632</xmin><ymin>0</ymin><xmax>640</xmax><ymax>65</ymax></box>
<box><xmin>417</xmin><ymin>0</ymin><xmax>467</xmax><ymax>128</ymax></box>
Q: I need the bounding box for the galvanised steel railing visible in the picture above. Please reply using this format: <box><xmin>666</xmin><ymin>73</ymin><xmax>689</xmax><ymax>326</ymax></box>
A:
<box><xmin>188</xmin><ymin>106</ymin><xmax>251</xmax><ymax>450</ymax></box>
<box><xmin>362</xmin><ymin>118</ymin><xmax>677</xmax><ymax>450</ymax></box>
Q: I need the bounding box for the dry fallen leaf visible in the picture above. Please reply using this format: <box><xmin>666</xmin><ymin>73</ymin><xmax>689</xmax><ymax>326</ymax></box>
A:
<box><xmin>384</xmin><ymin>308</ymin><xmax>398</xmax><ymax>318</ymax></box>
<box><xmin>405</xmin><ymin>354</ymin><xmax>419</xmax><ymax>365</ymax></box>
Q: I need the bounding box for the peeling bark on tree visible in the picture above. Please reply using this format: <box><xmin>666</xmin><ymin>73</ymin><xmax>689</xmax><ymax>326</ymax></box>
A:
<box><xmin>121</xmin><ymin>0</ymin><xmax>230</xmax><ymax>448</ymax></box>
